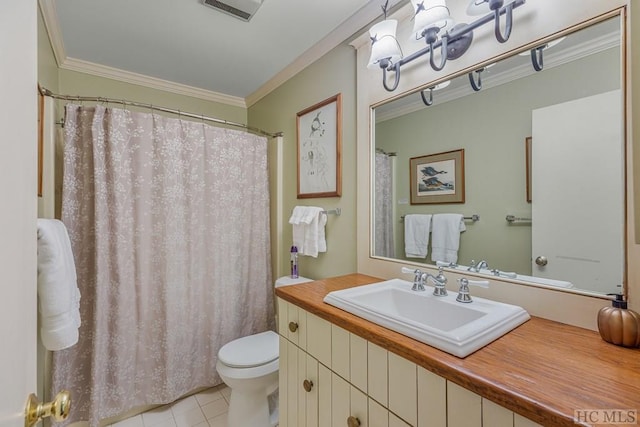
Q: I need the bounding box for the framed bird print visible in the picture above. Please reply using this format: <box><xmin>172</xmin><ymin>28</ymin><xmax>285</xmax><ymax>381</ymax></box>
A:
<box><xmin>296</xmin><ymin>94</ymin><xmax>342</xmax><ymax>198</ymax></box>
<box><xmin>410</xmin><ymin>149</ymin><xmax>465</xmax><ymax>204</ymax></box>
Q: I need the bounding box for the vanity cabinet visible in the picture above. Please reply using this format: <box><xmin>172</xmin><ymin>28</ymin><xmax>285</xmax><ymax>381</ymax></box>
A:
<box><xmin>277</xmin><ymin>297</ymin><xmax>542</xmax><ymax>427</ymax></box>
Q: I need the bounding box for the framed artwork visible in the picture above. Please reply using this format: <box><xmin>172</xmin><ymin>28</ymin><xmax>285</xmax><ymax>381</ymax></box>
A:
<box><xmin>525</xmin><ymin>136</ymin><xmax>532</xmax><ymax>203</ymax></box>
<box><xmin>296</xmin><ymin>93</ymin><xmax>342</xmax><ymax>198</ymax></box>
<box><xmin>410</xmin><ymin>149</ymin><xmax>465</xmax><ymax>204</ymax></box>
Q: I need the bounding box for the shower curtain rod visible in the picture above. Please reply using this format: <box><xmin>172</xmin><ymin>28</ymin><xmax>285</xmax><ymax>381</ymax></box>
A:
<box><xmin>38</xmin><ymin>86</ymin><xmax>283</xmax><ymax>139</ymax></box>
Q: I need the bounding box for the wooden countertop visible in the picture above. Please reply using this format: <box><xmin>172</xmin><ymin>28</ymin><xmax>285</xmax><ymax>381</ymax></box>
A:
<box><xmin>275</xmin><ymin>274</ymin><xmax>640</xmax><ymax>427</ymax></box>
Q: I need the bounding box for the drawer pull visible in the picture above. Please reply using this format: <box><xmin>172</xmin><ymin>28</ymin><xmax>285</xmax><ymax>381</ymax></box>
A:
<box><xmin>303</xmin><ymin>379</ymin><xmax>313</xmax><ymax>392</ymax></box>
<box><xmin>347</xmin><ymin>416</ymin><xmax>361</xmax><ymax>427</ymax></box>
<box><xmin>288</xmin><ymin>322</ymin><xmax>299</xmax><ymax>332</ymax></box>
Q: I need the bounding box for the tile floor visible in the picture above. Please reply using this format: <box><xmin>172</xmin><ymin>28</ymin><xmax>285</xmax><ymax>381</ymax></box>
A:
<box><xmin>109</xmin><ymin>385</ymin><xmax>231</xmax><ymax>427</ymax></box>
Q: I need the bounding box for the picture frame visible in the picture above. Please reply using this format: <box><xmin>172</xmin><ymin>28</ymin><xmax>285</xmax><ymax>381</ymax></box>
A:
<box><xmin>410</xmin><ymin>149</ymin><xmax>465</xmax><ymax>204</ymax></box>
<box><xmin>525</xmin><ymin>136</ymin><xmax>532</xmax><ymax>203</ymax></box>
<box><xmin>296</xmin><ymin>93</ymin><xmax>342</xmax><ymax>198</ymax></box>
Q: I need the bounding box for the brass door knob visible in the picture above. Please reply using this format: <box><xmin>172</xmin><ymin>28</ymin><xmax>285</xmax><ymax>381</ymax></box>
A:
<box><xmin>303</xmin><ymin>379</ymin><xmax>313</xmax><ymax>392</ymax></box>
<box><xmin>25</xmin><ymin>390</ymin><xmax>71</xmax><ymax>427</ymax></box>
<box><xmin>347</xmin><ymin>416</ymin><xmax>361</xmax><ymax>427</ymax></box>
<box><xmin>288</xmin><ymin>321</ymin><xmax>299</xmax><ymax>332</ymax></box>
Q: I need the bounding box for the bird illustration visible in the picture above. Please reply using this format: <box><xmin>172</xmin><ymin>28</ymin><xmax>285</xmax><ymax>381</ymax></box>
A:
<box><xmin>421</xmin><ymin>166</ymin><xmax>447</xmax><ymax>176</ymax></box>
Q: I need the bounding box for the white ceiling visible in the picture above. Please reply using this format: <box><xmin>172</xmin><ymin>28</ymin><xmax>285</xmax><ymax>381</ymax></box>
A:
<box><xmin>40</xmin><ymin>0</ymin><xmax>394</xmax><ymax>106</ymax></box>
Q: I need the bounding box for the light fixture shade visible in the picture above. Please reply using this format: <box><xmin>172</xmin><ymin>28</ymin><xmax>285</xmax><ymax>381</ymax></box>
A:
<box><xmin>411</xmin><ymin>0</ymin><xmax>452</xmax><ymax>40</ymax></box>
<box><xmin>368</xmin><ymin>19</ymin><xmax>403</xmax><ymax>69</ymax></box>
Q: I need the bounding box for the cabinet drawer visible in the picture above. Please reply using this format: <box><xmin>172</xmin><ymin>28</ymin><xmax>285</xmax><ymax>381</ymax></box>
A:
<box><xmin>388</xmin><ymin>352</ymin><xmax>417</xmax><ymax>426</ymax></box>
<box><xmin>332</xmin><ymin>324</ymin><xmax>350</xmax><ymax>380</ymax></box>
<box><xmin>307</xmin><ymin>312</ymin><xmax>332</xmax><ymax>367</ymax></box>
<box><xmin>367</xmin><ymin>342</ymin><xmax>388</xmax><ymax>407</ymax></box>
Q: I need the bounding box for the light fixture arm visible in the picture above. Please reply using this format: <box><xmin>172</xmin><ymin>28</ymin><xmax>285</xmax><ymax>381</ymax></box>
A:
<box><xmin>420</xmin><ymin>87</ymin><xmax>434</xmax><ymax>106</ymax></box>
<box><xmin>381</xmin><ymin>60</ymin><xmax>402</xmax><ymax>91</ymax></box>
<box><xmin>429</xmin><ymin>35</ymin><xmax>449</xmax><ymax>71</ymax></box>
<box><xmin>493</xmin><ymin>1</ymin><xmax>515</xmax><ymax>43</ymax></box>
<box><xmin>530</xmin><ymin>45</ymin><xmax>544</xmax><ymax>71</ymax></box>
<box><xmin>468</xmin><ymin>68</ymin><xmax>483</xmax><ymax>91</ymax></box>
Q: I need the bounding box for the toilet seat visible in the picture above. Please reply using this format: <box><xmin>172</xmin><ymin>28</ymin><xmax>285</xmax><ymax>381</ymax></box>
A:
<box><xmin>218</xmin><ymin>330</ymin><xmax>278</xmax><ymax>368</ymax></box>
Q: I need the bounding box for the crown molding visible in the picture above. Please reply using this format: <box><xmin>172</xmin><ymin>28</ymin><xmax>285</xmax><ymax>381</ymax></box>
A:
<box><xmin>39</xmin><ymin>0</ymin><xmax>66</xmax><ymax>67</ymax></box>
<box><xmin>60</xmin><ymin>57</ymin><xmax>247</xmax><ymax>108</ymax></box>
<box><xmin>376</xmin><ymin>30</ymin><xmax>620</xmax><ymax>122</ymax></box>
<box><xmin>39</xmin><ymin>0</ymin><xmax>243</xmax><ymax>108</ymax></box>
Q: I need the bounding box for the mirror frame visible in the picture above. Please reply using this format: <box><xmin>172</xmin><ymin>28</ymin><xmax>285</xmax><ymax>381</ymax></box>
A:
<box><xmin>353</xmin><ymin>0</ymin><xmax>637</xmax><ymax>330</ymax></box>
<box><xmin>371</xmin><ymin>15</ymin><xmax>625</xmax><ymax>295</ymax></box>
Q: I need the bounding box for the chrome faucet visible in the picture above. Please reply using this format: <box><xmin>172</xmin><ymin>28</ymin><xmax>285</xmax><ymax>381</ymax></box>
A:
<box><xmin>467</xmin><ymin>260</ymin><xmax>488</xmax><ymax>273</ymax></box>
<box><xmin>456</xmin><ymin>277</ymin><xmax>490</xmax><ymax>303</ymax></box>
<box><xmin>403</xmin><ymin>267</ymin><xmax>448</xmax><ymax>294</ymax></box>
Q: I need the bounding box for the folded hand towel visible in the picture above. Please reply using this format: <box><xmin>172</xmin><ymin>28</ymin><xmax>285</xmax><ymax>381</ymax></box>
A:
<box><xmin>430</xmin><ymin>214</ymin><xmax>466</xmax><ymax>264</ymax></box>
<box><xmin>290</xmin><ymin>206</ymin><xmax>327</xmax><ymax>258</ymax></box>
<box><xmin>404</xmin><ymin>214</ymin><xmax>432</xmax><ymax>258</ymax></box>
<box><xmin>37</xmin><ymin>219</ymin><xmax>81</xmax><ymax>351</ymax></box>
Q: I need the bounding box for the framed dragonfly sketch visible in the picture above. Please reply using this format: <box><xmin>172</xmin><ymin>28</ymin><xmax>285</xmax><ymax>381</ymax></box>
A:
<box><xmin>296</xmin><ymin>93</ymin><xmax>342</xmax><ymax>198</ymax></box>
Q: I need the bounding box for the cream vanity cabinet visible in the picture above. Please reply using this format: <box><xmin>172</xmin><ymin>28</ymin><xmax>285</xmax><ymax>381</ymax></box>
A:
<box><xmin>277</xmin><ymin>298</ymin><xmax>542</xmax><ymax>427</ymax></box>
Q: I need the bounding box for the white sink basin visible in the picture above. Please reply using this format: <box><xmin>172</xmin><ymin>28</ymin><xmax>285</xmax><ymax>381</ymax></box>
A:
<box><xmin>323</xmin><ymin>279</ymin><xmax>530</xmax><ymax>357</ymax></box>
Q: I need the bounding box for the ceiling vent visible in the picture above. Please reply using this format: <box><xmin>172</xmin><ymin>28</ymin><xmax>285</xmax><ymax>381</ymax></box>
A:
<box><xmin>202</xmin><ymin>0</ymin><xmax>265</xmax><ymax>22</ymax></box>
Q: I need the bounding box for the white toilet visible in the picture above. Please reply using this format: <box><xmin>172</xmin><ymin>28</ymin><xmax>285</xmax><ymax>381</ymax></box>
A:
<box><xmin>216</xmin><ymin>276</ymin><xmax>312</xmax><ymax>427</ymax></box>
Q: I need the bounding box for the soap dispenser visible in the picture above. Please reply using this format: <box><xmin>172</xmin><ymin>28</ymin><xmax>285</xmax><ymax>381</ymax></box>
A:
<box><xmin>597</xmin><ymin>294</ymin><xmax>640</xmax><ymax>348</ymax></box>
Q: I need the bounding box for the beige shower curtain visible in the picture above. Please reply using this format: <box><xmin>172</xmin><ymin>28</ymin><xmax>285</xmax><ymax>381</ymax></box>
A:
<box><xmin>52</xmin><ymin>104</ymin><xmax>274</xmax><ymax>426</ymax></box>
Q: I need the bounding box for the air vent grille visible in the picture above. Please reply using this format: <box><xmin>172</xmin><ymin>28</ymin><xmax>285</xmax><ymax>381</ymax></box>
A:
<box><xmin>203</xmin><ymin>0</ymin><xmax>253</xmax><ymax>21</ymax></box>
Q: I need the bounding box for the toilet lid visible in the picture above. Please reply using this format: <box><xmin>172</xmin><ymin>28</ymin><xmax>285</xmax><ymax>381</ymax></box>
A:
<box><xmin>218</xmin><ymin>330</ymin><xmax>279</xmax><ymax>368</ymax></box>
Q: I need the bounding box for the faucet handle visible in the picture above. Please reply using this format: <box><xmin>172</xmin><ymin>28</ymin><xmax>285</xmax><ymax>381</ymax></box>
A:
<box><xmin>456</xmin><ymin>278</ymin><xmax>490</xmax><ymax>303</ymax></box>
<box><xmin>401</xmin><ymin>267</ymin><xmax>418</xmax><ymax>274</ymax></box>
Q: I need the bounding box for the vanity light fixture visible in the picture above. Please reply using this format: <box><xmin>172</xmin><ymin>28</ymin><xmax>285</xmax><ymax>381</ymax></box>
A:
<box><xmin>518</xmin><ymin>36</ymin><xmax>566</xmax><ymax>71</ymax></box>
<box><xmin>368</xmin><ymin>0</ymin><xmax>526</xmax><ymax>92</ymax></box>
<box><xmin>420</xmin><ymin>80</ymin><xmax>450</xmax><ymax>106</ymax></box>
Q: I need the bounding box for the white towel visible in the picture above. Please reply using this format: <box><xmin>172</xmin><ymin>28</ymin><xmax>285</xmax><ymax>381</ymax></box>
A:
<box><xmin>37</xmin><ymin>219</ymin><xmax>81</xmax><ymax>351</ymax></box>
<box><xmin>288</xmin><ymin>206</ymin><xmax>327</xmax><ymax>258</ymax></box>
<box><xmin>404</xmin><ymin>214</ymin><xmax>432</xmax><ymax>258</ymax></box>
<box><xmin>430</xmin><ymin>214</ymin><xmax>466</xmax><ymax>264</ymax></box>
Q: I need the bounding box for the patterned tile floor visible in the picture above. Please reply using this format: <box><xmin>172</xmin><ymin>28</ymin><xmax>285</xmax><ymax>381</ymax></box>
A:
<box><xmin>109</xmin><ymin>385</ymin><xmax>231</xmax><ymax>427</ymax></box>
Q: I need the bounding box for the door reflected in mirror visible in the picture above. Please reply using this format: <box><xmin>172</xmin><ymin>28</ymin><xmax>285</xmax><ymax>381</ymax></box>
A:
<box><xmin>372</xmin><ymin>15</ymin><xmax>624</xmax><ymax>295</ymax></box>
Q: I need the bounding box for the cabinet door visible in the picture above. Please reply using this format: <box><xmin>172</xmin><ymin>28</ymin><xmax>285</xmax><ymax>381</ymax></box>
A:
<box><xmin>389</xmin><ymin>413</ymin><xmax>410</xmax><ymax>427</ymax></box>
<box><xmin>482</xmin><ymin>399</ymin><xmax>513</xmax><ymax>427</ymax></box>
<box><xmin>286</xmin><ymin>340</ymin><xmax>299</xmax><ymax>426</ymax></box>
<box><xmin>350</xmin><ymin>386</ymin><xmax>368</xmax><ymax>427</ymax></box>
<box><xmin>388</xmin><ymin>352</ymin><xmax>417</xmax><ymax>426</ymax></box>
<box><xmin>332</xmin><ymin>373</ymin><xmax>351</xmax><ymax>426</ymax></box>
<box><xmin>277</xmin><ymin>298</ymin><xmax>288</xmax><ymax>336</ymax></box>
<box><xmin>350</xmin><ymin>333</ymin><xmax>368</xmax><ymax>393</ymax></box>
<box><xmin>318</xmin><ymin>363</ymin><xmax>332</xmax><ymax>427</ymax></box>
<box><xmin>447</xmin><ymin>382</ymin><xmax>482</xmax><ymax>427</ymax></box>
<box><xmin>332</xmin><ymin>324</ymin><xmax>351</xmax><ymax>380</ymax></box>
<box><xmin>305</xmin><ymin>353</ymin><xmax>319</xmax><ymax>427</ymax></box>
<box><xmin>514</xmin><ymin>414</ymin><xmax>543</xmax><ymax>427</ymax></box>
<box><xmin>288</xmin><ymin>302</ymin><xmax>306</xmax><ymax>347</ymax></box>
<box><xmin>417</xmin><ymin>366</ymin><xmax>446</xmax><ymax>427</ymax></box>
<box><xmin>279</xmin><ymin>335</ymin><xmax>289</xmax><ymax>427</ymax></box>
<box><xmin>368</xmin><ymin>398</ymin><xmax>388</xmax><ymax>427</ymax></box>
<box><xmin>307</xmin><ymin>312</ymin><xmax>332</xmax><ymax>367</ymax></box>
<box><xmin>368</xmin><ymin>342</ymin><xmax>388</xmax><ymax>407</ymax></box>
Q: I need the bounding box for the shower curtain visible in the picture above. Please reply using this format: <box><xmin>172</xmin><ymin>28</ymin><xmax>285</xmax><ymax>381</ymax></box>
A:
<box><xmin>52</xmin><ymin>104</ymin><xmax>274</xmax><ymax>426</ymax></box>
<box><xmin>374</xmin><ymin>152</ymin><xmax>395</xmax><ymax>258</ymax></box>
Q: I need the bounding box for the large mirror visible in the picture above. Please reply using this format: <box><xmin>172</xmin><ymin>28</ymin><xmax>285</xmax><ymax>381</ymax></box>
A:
<box><xmin>372</xmin><ymin>15</ymin><xmax>625</xmax><ymax>295</ymax></box>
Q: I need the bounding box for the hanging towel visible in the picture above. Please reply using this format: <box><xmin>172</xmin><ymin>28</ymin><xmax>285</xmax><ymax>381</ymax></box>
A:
<box><xmin>404</xmin><ymin>214</ymin><xmax>432</xmax><ymax>258</ymax></box>
<box><xmin>430</xmin><ymin>214</ymin><xmax>466</xmax><ymax>264</ymax></box>
<box><xmin>288</xmin><ymin>206</ymin><xmax>327</xmax><ymax>257</ymax></box>
<box><xmin>36</xmin><ymin>219</ymin><xmax>81</xmax><ymax>351</ymax></box>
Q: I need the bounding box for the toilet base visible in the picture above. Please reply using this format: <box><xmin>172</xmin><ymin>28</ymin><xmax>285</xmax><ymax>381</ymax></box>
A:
<box><xmin>227</xmin><ymin>387</ymin><xmax>275</xmax><ymax>427</ymax></box>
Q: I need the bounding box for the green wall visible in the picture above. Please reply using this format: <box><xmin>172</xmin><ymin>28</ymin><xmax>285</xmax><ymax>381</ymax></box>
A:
<box><xmin>376</xmin><ymin>48</ymin><xmax>620</xmax><ymax>274</ymax></box>
<box><xmin>249</xmin><ymin>43</ymin><xmax>359</xmax><ymax>280</ymax></box>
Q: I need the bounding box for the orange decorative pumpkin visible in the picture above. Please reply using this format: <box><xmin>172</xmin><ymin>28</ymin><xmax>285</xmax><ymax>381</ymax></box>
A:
<box><xmin>597</xmin><ymin>295</ymin><xmax>640</xmax><ymax>348</ymax></box>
